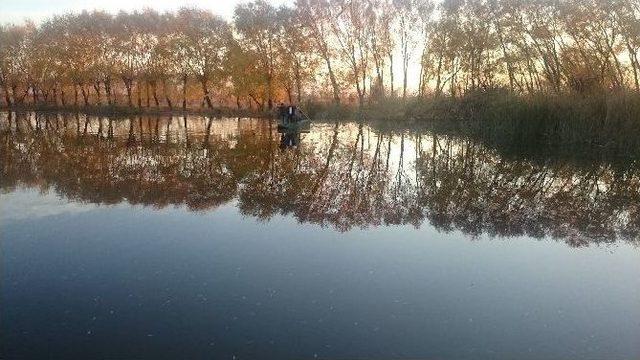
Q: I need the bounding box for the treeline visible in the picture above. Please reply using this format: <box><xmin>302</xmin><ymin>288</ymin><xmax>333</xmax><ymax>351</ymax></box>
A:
<box><xmin>0</xmin><ymin>0</ymin><xmax>639</xmax><ymax>112</ymax></box>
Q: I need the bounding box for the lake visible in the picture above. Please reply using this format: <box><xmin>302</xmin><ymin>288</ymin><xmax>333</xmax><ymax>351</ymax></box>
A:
<box><xmin>1</xmin><ymin>111</ymin><xmax>639</xmax><ymax>359</ymax></box>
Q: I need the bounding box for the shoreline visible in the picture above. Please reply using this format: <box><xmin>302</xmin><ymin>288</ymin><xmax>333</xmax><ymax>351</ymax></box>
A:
<box><xmin>0</xmin><ymin>105</ymin><xmax>273</xmax><ymax>119</ymax></box>
<box><xmin>1</xmin><ymin>101</ymin><xmax>638</xmax><ymax>166</ymax></box>
<box><xmin>3</xmin><ymin>91</ymin><xmax>640</xmax><ymax>160</ymax></box>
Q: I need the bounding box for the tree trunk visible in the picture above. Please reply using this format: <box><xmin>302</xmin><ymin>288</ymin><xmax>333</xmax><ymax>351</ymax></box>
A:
<box><xmin>80</xmin><ymin>85</ymin><xmax>89</xmax><ymax>106</ymax></box>
<box><xmin>145</xmin><ymin>81</ymin><xmax>150</xmax><ymax>108</ymax></box>
<box><xmin>267</xmin><ymin>73</ymin><xmax>273</xmax><ymax>110</ymax></box>
<box><xmin>355</xmin><ymin>79</ymin><xmax>364</xmax><ymax>107</ymax></box>
<box><xmin>105</xmin><ymin>79</ymin><xmax>113</xmax><ymax>105</ymax></box>
<box><xmin>2</xmin><ymin>85</ymin><xmax>11</xmax><ymax>107</ymax></box>
<box><xmin>294</xmin><ymin>60</ymin><xmax>302</xmax><ymax>103</ymax></box>
<box><xmin>93</xmin><ymin>82</ymin><xmax>102</xmax><ymax>106</ymax></box>
<box><xmin>323</xmin><ymin>54</ymin><xmax>340</xmax><ymax>104</ymax></box>
<box><xmin>248</xmin><ymin>93</ymin><xmax>262</xmax><ymax>109</ymax></box>
<box><xmin>200</xmin><ymin>78</ymin><xmax>213</xmax><ymax>108</ymax></box>
<box><xmin>627</xmin><ymin>42</ymin><xmax>639</xmax><ymax>92</ymax></box>
<box><xmin>633</xmin><ymin>52</ymin><xmax>640</xmax><ymax>92</ymax></box>
<box><xmin>435</xmin><ymin>53</ymin><xmax>443</xmax><ymax>96</ymax></box>
<box><xmin>31</xmin><ymin>85</ymin><xmax>38</xmax><ymax>105</ymax></box>
<box><xmin>182</xmin><ymin>74</ymin><xmax>188</xmax><ymax>110</ymax></box>
<box><xmin>163</xmin><ymin>79</ymin><xmax>172</xmax><ymax>109</ymax></box>
<box><xmin>373</xmin><ymin>52</ymin><xmax>384</xmax><ymax>98</ymax></box>
<box><xmin>418</xmin><ymin>45</ymin><xmax>428</xmax><ymax>97</ymax></box>
<box><xmin>152</xmin><ymin>83</ymin><xmax>160</xmax><ymax>108</ymax></box>
<box><xmin>123</xmin><ymin>79</ymin><xmax>133</xmax><ymax>107</ymax></box>
<box><xmin>11</xmin><ymin>85</ymin><xmax>21</xmax><ymax>104</ymax></box>
<box><xmin>286</xmin><ymin>87</ymin><xmax>293</xmax><ymax>104</ymax></box>
<box><xmin>389</xmin><ymin>53</ymin><xmax>394</xmax><ymax>96</ymax></box>
<box><xmin>403</xmin><ymin>41</ymin><xmax>409</xmax><ymax>100</ymax></box>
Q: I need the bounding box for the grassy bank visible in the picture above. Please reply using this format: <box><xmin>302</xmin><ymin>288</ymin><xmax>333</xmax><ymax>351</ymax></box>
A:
<box><xmin>416</xmin><ymin>91</ymin><xmax>638</xmax><ymax>145</ymax></box>
<box><xmin>357</xmin><ymin>90</ymin><xmax>640</xmax><ymax>162</ymax></box>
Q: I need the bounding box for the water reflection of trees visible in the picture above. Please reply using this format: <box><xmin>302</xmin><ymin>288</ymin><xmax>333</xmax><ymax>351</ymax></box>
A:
<box><xmin>1</xmin><ymin>112</ymin><xmax>638</xmax><ymax>246</ymax></box>
<box><xmin>416</xmin><ymin>136</ymin><xmax>640</xmax><ymax>246</ymax></box>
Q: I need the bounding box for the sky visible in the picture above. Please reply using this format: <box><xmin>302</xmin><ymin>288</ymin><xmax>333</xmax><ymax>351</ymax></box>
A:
<box><xmin>0</xmin><ymin>0</ymin><xmax>293</xmax><ymax>24</ymax></box>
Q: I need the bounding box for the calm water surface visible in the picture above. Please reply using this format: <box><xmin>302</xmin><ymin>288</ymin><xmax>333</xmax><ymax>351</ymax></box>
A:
<box><xmin>1</xmin><ymin>112</ymin><xmax>639</xmax><ymax>359</ymax></box>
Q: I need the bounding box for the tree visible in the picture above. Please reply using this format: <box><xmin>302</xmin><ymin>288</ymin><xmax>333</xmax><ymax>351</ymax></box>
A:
<box><xmin>234</xmin><ymin>1</ymin><xmax>282</xmax><ymax>109</ymax></box>
<box><xmin>277</xmin><ymin>5</ymin><xmax>318</xmax><ymax>104</ymax></box>
<box><xmin>174</xmin><ymin>8</ymin><xmax>232</xmax><ymax>109</ymax></box>
<box><xmin>297</xmin><ymin>0</ymin><xmax>342</xmax><ymax>104</ymax></box>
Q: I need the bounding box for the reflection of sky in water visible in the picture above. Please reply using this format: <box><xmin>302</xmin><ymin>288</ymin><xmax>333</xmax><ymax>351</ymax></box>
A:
<box><xmin>1</xmin><ymin>189</ymin><xmax>99</xmax><ymax>222</ymax></box>
<box><xmin>1</xmin><ymin>112</ymin><xmax>639</xmax><ymax>359</ymax></box>
<box><xmin>2</xmin><ymin>188</ymin><xmax>639</xmax><ymax>359</ymax></box>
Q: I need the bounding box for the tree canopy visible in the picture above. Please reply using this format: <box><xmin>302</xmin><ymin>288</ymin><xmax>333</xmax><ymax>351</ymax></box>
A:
<box><xmin>0</xmin><ymin>0</ymin><xmax>639</xmax><ymax>110</ymax></box>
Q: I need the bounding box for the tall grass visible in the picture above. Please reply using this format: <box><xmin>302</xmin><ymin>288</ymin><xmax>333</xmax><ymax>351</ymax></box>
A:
<box><xmin>366</xmin><ymin>89</ymin><xmax>640</xmax><ymax>162</ymax></box>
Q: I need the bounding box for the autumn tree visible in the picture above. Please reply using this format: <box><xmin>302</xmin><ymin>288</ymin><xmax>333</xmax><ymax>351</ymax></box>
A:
<box><xmin>297</xmin><ymin>0</ymin><xmax>342</xmax><ymax>104</ymax></box>
<box><xmin>234</xmin><ymin>1</ymin><xmax>284</xmax><ymax>109</ymax></box>
<box><xmin>277</xmin><ymin>5</ymin><xmax>318</xmax><ymax>104</ymax></box>
<box><xmin>2</xmin><ymin>0</ymin><xmax>640</xmax><ymax>111</ymax></box>
<box><xmin>174</xmin><ymin>8</ymin><xmax>232</xmax><ymax>109</ymax></box>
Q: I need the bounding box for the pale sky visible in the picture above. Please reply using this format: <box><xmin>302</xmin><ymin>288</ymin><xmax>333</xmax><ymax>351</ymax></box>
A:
<box><xmin>0</xmin><ymin>0</ymin><xmax>293</xmax><ymax>24</ymax></box>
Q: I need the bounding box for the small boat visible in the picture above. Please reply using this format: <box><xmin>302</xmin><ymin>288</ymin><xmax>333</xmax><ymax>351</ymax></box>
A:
<box><xmin>276</xmin><ymin>105</ymin><xmax>311</xmax><ymax>133</ymax></box>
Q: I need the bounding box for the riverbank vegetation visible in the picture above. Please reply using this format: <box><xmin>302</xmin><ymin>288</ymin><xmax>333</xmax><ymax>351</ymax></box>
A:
<box><xmin>403</xmin><ymin>90</ymin><xmax>640</xmax><ymax>160</ymax></box>
<box><xmin>0</xmin><ymin>0</ymin><xmax>639</xmax><ymax>149</ymax></box>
